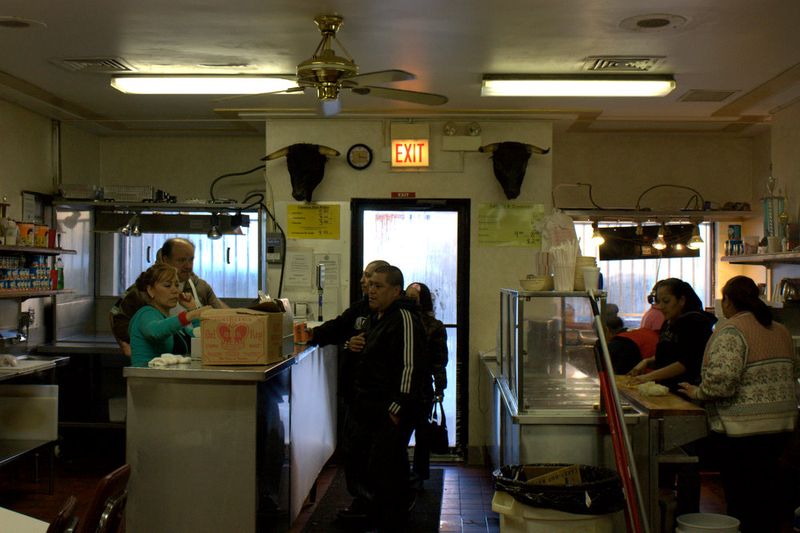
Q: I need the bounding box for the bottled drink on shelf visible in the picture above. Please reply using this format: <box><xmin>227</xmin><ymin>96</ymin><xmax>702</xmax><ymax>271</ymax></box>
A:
<box><xmin>55</xmin><ymin>256</ymin><xmax>64</xmax><ymax>290</ymax></box>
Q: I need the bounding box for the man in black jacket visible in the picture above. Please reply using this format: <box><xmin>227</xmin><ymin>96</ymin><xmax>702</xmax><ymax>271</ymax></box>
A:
<box><xmin>342</xmin><ymin>265</ymin><xmax>427</xmax><ymax>532</ymax></box>
<box><xmin>309</xmin><ymin>259</ymin><xmax>388</xmax><ymax>512</ymax></box>
<box><xmin>310</xmin><ymin>259</ymin><xmax>390</xmax><ymax>399</ymax></box>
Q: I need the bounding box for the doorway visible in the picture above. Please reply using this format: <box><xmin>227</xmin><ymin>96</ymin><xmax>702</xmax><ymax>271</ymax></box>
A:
<box><xmin>351</xmin><ymin>198</ymin><xmax>470</xmax><ymax>453</ymax></box>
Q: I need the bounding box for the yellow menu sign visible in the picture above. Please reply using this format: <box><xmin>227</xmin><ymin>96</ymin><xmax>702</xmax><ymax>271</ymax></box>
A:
<box><xmin>287</xmin><ymin>204</ymin><xmax>341</xmax><ymax>239</ymax></box>
<box><xmin>478</xmin><ymin>203</ymin><xmax>544</xmax><ymax>247</ymax></box>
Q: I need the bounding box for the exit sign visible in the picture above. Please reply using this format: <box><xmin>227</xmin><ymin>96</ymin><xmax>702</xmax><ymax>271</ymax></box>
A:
<box><xmin>391</xmin><ymin>139</ymin><xmax>429</xmax><ymax>168</ymax></box>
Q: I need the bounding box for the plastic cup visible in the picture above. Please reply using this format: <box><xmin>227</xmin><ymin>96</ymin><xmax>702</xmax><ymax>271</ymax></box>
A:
<box><xmin>582</xmin><ymin>267</ymin><xmax>601</xmax><ymax>291</ymax></box>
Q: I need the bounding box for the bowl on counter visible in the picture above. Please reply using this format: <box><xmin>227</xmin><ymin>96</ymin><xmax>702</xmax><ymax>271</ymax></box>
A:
<box><xmin>520</xmin><ymin>275</ymin><xmax>553</xmax><ymax>291</ymax></box>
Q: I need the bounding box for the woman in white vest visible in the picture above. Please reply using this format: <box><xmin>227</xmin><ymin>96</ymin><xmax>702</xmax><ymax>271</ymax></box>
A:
<box><xmin>679</xmin><ymin>275</ymin><xmax>799</xmax><ymax>533</ymax></box>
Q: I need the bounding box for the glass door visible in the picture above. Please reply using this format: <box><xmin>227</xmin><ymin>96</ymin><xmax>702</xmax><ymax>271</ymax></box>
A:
<box><xmin>351</xmin><ymin>198</ymin><xmax>470</xmax><ymax>453</ymax></box>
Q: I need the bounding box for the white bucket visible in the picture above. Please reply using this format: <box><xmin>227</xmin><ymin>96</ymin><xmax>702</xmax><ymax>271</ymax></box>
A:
<box><xmin>676</xmin><ymin>512</ymin><xmax>740</xmax><ymax>532</ymax></box>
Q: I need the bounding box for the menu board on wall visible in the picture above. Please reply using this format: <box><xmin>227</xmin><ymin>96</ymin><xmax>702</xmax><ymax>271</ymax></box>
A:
<box><xmin>286</xmin><ymin>204</ymin><xmax>341</xmax><ymax>239</ymax></box>
<box><xmin>478</xmin><ymin>203</ymin><xmax>545</xmax><ymax>247</ymax></box>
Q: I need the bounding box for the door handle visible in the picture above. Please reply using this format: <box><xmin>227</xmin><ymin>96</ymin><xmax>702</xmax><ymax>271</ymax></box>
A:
<box><xmin>226</xmin><ymin>247</ymin><xmax>231</xmax><ymax>265</ymax></box>
<box><xmin>146</xmin><ymin>246</ymin><xmax>151</xmax><ymax>263</ymax></box>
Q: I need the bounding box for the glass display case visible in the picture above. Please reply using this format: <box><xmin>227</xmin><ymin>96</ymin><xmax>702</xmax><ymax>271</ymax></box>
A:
<box><xmin>498</xmin><ymin>289</ymin><xmax>607</xmax><ymax>413</ymax></box>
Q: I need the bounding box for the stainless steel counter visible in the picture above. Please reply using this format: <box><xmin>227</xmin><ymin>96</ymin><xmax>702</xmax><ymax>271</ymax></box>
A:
<box><xmin>125</xmin><ymin>344</ymin><xmax>337</xmax><ymax>533</ymax></box>
<box><xmin>123</xmin><ymin>358</ymin><xmax>295</xmax><ymax>382</ymax></box>
<box><xmin>0</xmin><ymin>356</ymin><xmax>68</xmax><ymax>382</ymax></box>
<box><xmin>36</xmin><ymin>333</ymin><xmax>121</xmax><ymax>356</ymax></box>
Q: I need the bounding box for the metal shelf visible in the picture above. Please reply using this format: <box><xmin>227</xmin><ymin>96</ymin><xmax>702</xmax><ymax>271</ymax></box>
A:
<box><xmin>0</xmin><ymin>289</ymin><xmax>75</xmax><ymax>300</ymax></box>
<box><xmin>721</xmin><ymin>251</ymin><xmax>800</xmax><ymax>265</ymax></box>
<box><xmin>563</xmin><ymin>209</ymin><xmax>753</xmax><ymax>222</ymax></box>
<box><xmin>0</xmin><ymin>245</ymin><xmax>76</xmax><ymax>255</ymax></box>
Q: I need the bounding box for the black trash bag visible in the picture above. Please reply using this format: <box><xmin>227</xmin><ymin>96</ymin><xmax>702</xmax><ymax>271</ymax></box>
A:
<box><xmin>493</xmin><ymin>463</ymin><xmax>625</xmax><ymax>515</ymax></box>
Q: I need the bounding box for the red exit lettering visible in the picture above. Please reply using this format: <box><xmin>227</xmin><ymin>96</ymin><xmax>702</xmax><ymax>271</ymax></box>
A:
<box><xmin>391</xmin><ymin>139</ymin><xmax>429</xmax><ymax>167</ymax></box>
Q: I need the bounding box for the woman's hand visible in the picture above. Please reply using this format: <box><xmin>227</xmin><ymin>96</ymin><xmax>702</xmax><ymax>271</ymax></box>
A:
<box><xmin>179</xmin><ymin>292</ymin><xmax>200</xmax><ymax>309</ymax></box>
<box><xmin>677</xmin><ymin>382</ymin><xmax>698</xmax><ymax>399</ymax></box>
<box><xmin>628</xmin><ymin>374</ymin><xmax>653</xmax><ymax>386</ymax></box>
<box><xmin>628</xmin><ymin>358</ymin><xmax>652</xmax><ymax>377</ymax></box>
<box><xmin>186</xmin><ymin>305</ymin><xmax>212</xmax><ymax>322</ymax></box>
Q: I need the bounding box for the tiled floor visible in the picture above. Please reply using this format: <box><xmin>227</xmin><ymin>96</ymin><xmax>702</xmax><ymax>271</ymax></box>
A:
<box><xmin>5</xmin><ymin>446</ymin><xmax>793</xmax><ymax>533</ymax></box>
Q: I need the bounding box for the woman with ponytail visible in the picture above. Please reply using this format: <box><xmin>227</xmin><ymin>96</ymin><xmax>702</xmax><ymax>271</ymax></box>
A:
<box><xmin>679</xmin><ymin>275</ymin><xmax>799</xmax><ymax>533</ymax></box>
<box><xmin>629</xmin><ymin>277</ymin><xmax>717</xmax><ymax>390</ymax></box>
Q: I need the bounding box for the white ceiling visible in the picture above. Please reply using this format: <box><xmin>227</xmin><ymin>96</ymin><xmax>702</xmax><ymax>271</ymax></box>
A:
<box><xmin>1</xmin><ymin>0</ymin><xmax>799</xmax><ymax>135</ymax></box>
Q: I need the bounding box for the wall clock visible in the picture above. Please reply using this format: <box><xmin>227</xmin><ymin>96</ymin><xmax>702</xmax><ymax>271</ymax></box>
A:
<box><xmin>346</xmin><ymin>143</ymin><xmax>373</xmax><ymax>170</ymax></box>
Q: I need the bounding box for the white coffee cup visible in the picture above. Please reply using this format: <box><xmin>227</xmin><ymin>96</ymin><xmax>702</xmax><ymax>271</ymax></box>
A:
<box><xmin>582</xmin><ymin>267</ymin><xmax>601</xmax><ymax>291</ymax></box>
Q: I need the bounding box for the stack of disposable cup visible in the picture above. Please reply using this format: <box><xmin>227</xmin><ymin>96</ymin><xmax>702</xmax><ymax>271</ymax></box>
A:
<box><xmin>550</xmin><ymin>241</ymin><xmax>578</xmax><ymax>291</ymax></box>
<box><xmin>574</xmin><ymin>256</ymin><xmax>598</xmax><ymax>291</ymax></box>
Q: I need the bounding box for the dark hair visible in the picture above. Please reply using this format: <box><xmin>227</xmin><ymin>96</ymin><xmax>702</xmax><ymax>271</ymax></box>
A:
<box><xmin>374</xmin><ymin>265</ymin><xmax>404</xmax><ymax>288</ymax></box>
<box><xmin>654</xmin><ymin>278</ymin><xmax>703</xmax><ymax>313</ymax></box>
<box><xmin>723</xmin><ymin>275</ymin><xmax>772</xmax><ymax>327</ymax></box>
<box><xmin>408</xmin><ymin>282</ymin><xmax>434</xmax><ymax>314</ymax></box>
<box><xmin>135</xmin><ymin>263</ymin><xmax>178</xmax><ymax>292</ymax></box>
<box><xmin>366</xmin><ymin>259</ymin><xmax>390</xmax><ymax>271</ymax></box>
<box><xmin>160</xmin><ymin>238</ymin><xmax>195</xmax><ymax>260</ymax></box>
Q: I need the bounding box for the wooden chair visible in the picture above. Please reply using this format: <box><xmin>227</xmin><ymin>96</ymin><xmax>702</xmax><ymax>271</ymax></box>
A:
<box><xmin>46</xmin><ymin>494</ymin><xmax>79</xmax><ymax>533</ymax></box>
<box><xmin>78</xmin><ymin>464</ymin><xmax>131</xmax><ymax>533</ymax></box>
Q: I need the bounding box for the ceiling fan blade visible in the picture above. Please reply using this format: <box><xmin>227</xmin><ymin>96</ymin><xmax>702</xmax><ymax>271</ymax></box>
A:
<box><xmin>351</xmin><ymin>86</ymin><xmax>448</xmax><ymax>106</ymax></box>
<box><xmin>213</xmin><ymin>86</ymin><xmax>306</xmax><ymax>103</ymax></box>
<box><xmin>347</xmin><ymin>69</ymin><xmax>415</xmax><ymax>85</ymax></box>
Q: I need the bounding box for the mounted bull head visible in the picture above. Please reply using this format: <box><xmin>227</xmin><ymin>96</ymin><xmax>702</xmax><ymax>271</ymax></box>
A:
<box><xmin>479</xmin><ymin>141</ymin><xmax>550</xmax><ymax>199</ymax></box>
<box><xmin>263</xmin><ymin>143</ymin><xmax>340</xmax><ymax>202</ymax></box>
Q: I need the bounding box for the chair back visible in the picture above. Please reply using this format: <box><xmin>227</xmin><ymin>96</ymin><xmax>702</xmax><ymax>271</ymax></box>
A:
<box><xmin>78</xmin><ymin>464</ymin><xmax>131</xmax><ymax>533</ymax></box>
<box><xmin>47</xmin><ymin>494</ymin><xmax>79</xmax><ymax>533</ymax></box>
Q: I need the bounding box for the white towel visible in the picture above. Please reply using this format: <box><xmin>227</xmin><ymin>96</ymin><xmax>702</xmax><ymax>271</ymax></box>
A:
<box><xmin>148</xmin><ymin>353</ymin><xmax>192</xmax><ymax>368</ymax></box>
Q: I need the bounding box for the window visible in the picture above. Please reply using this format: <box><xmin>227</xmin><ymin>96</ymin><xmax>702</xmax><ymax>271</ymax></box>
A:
<box><xmin>106</xmin><ymin>212</ymin><xmax>261</xmax><ymax>298</ymax></box>
<box><xmin>574</xmin><ymin>222</ymin><xmax>713</xmax><ymax>326</ymax></box>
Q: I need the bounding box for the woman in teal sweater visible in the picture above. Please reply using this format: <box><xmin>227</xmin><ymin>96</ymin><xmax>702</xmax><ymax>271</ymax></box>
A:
<box><xmin>129</xmin><ymin>263</ymin><xmax>209</xmax><ymax>367</ymax></box>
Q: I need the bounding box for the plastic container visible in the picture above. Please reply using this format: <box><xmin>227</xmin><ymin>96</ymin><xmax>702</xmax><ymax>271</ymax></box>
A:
<box><xmin>493</xmin><ymin>464</ymin><xmax>624</xmax><ymax>515</ymax></box>
<box><xmin>492</xmin><ymin>490</ymin><xmax>617</xmax><ymax>533</ymax></box>
<box><xmin>675</xmin><ymin>513</ymin><xmax>740</xmax><ymax>532</ymax></box>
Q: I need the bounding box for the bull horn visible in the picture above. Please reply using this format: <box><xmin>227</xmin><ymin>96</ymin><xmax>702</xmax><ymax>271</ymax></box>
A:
<box><xmin>478</xmin><ymin>143</ymin><xmax>499</xmax><ymax>154</ymax></box>
<box><xmin>317</xmin><ymin>145</ymin><xmax>340</xmax><ymax>157</ymax></box>
<box><xmin>526</xmin><ymin>144</ymin><xmax>551</xmax><ymax>155</ymax></box>
<box><xmin>262</xmin><ymin>146</ymin><xmax>290</xmax><ymax>161</ymax></box>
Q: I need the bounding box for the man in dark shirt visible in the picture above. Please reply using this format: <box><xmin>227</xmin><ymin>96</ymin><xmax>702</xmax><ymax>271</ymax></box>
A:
<box><xmin>341</xmin><ymin>265</ymin><xmax>427</xmax><ymax>532</ymax></box>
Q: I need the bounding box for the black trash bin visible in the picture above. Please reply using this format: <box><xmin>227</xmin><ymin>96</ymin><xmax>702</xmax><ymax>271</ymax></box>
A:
<box><xmin>493</xmin><ymin>463</ymin><xmax>625</xmax><ymax>516</ymax></box>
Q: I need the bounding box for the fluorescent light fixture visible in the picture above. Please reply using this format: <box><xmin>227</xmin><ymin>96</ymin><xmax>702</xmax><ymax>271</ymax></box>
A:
<box><xmin>111</xmin><ymin>75</ymin><xmax>298</xmax><ymax>95</ymax></box>
<box><xmin>481</xmin><ymin>74</ymin><xmax>676</xmax><ymax>97</ymax></box>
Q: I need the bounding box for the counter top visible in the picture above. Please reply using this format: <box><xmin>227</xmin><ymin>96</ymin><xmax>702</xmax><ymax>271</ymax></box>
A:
<box><xmin>0</xmin><ymin>355</ymin><xmax>68</xmax><ymax>382</ymax></box>
<box><xmin>36</xmin><ymin>333</ymin><xmax>122</xmax><ymax>356</ymax></box>
<box><xmin>123</xmin><ymin>344</ymin><xmax>317</xmax><ymax>382</ymax></box>
<box><xmin>618</xmin><ymin>385</ymin><xmax>705</xmax><ymax>416</ymax></box>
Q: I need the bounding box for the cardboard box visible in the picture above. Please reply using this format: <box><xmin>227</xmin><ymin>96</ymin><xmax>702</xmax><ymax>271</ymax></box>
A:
<box><xmin>201</xmin><ymin>308</ymin><xmax>286</xmax><ymax>365</ymax></box>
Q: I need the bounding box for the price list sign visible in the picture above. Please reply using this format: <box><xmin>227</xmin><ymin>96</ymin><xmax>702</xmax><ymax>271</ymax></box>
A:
<box><xmin>287</xmin><ymin>204</ymin><xmax>341</xmax><ymax>239</ymax></box>
<box><xmin>478</xmin><ymin>203</ymin><xmax>544</xmax><ymax>247</ymax></box>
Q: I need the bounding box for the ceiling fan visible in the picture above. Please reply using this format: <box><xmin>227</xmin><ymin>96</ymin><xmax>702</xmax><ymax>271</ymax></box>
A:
<box><xmin>219</xmin><ymin>14</ymin><xmax>448</xmax><ymax>115</ymax></box>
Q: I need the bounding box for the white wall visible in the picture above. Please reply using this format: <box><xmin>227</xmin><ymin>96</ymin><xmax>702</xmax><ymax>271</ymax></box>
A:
<box><xmin>0</xmin><ymin>101</ymin><xmax>54</xmax><ymax>333</ymax></box>
<box><xmin>98</xmin><ymin>136</ymin><xmax>266</xmax><ymax>201</ymax></box>
<box><xmin>262</xmin><ymin>118</ymin><xmax>553</xmax><ymax>458</ymax></box>
<box><xmin>553</xmin><ymin>132</ymin><xmax>754</xmax><ymax>209</ymax></box>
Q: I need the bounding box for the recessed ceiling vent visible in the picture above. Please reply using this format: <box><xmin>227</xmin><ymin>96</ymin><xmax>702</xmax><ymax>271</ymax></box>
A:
<box><xmin>585</xmin><ymin>56</ymin><xmax>663</xmax><ymax>72</ymax></box>
<box><xmin>678</xmin><ymin>89</ymin><xmax>737</xmax><ymax>102</ymax></box>
<box><xmin>52</xmin><ymin>57</ymin><xmax>136</xmax><ymax>73</ymax></box>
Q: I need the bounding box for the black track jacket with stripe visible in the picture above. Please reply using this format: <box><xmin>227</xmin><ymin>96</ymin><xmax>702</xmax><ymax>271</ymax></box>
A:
<box><xmin>352</xmin><ymin>297</ymin><xmax>428</xmax><ymax>422</ymax></box>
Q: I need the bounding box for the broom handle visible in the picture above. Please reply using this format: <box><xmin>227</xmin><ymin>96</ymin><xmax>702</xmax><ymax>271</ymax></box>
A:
<box><xmin>589</xmin><ymin>291</ymin><xmax>649</xmax><ymax>533</ymax></box>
